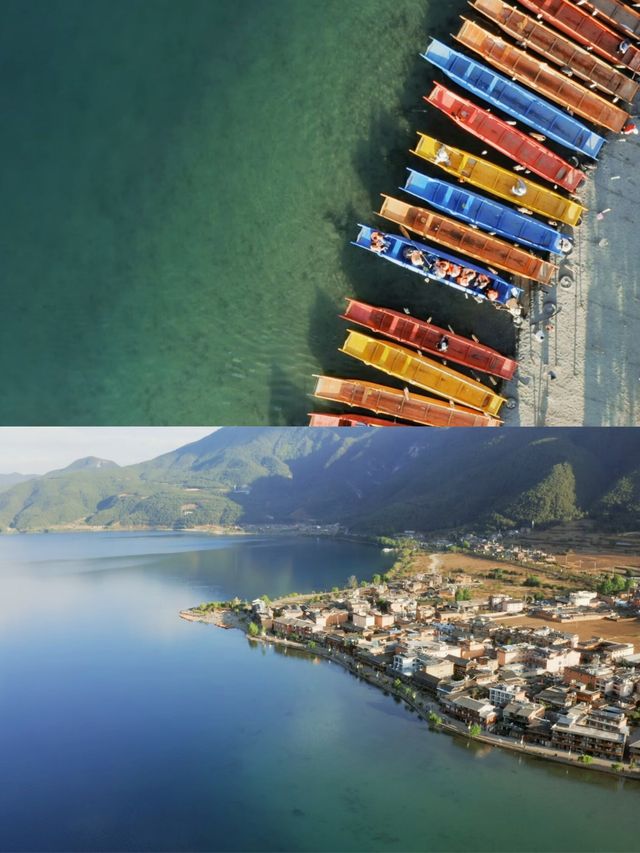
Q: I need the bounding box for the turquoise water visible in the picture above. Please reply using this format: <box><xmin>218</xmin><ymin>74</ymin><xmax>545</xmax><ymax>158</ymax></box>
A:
<box><xmin>0</xmin><ymin>532</ymin><xmax>638</xmax><ymax>852</ymax></box>
<box><xmin>0</xmin><ymin>0</ymin><xmax>515</xmax><ymax>424</ymax></box>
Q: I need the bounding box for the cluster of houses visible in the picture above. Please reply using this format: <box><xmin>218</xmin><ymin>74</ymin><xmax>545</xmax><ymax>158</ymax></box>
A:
<box><xmin>251</xmin><ymin>568</ymin><xmax>640</xmax><ymax>763</ymax></box>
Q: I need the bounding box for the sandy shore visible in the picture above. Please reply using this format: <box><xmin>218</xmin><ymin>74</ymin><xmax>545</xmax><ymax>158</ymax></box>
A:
<box><xmin>504</xmin><ymin>127</ymin><xmax>640</xmax><ymax>425</ymax></box>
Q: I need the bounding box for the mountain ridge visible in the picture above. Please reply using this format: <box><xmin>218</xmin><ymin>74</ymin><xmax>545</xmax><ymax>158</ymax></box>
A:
<box><xmin>0</xmin><ymin>428</ymin><xmax>638</xmax><ymax>534</ymax></box>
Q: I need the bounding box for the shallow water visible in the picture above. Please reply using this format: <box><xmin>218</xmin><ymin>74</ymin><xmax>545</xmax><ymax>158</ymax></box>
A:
<box><xmin>0</xmin><ymin>532</ymin><xmax>638</xmax><ymax>852</ymax></box>
<box><xmin>1</xmin><ymin>0</ymin><xmax>517</xmax><ymax>424</ymax></box>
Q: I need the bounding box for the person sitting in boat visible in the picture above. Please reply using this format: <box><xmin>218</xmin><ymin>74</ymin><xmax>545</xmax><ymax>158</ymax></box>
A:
<box><xmin>618</xmin><ymin>39</ymin><xmax>632</xmax><ymax>54</ymax></box>
<box><xmin>486</xmin><ymin>288</ymin><xmax>499</xmax><ymax>302</ymax></box>
<box><xmin>457</xmin><ymin>267</ymin><xmax>477</xmax><ymax>288</ymax></box>
<box><xmin>370</xmin><ymin>231</ymin><xmax>389</xmax><ymax>253</ymax></box>
<box><xmin>510</xmin><ymin>178</ymin><xmax>527</xmax><ymax>197</ymax></box>
<box><xmin>434</xmin><ymin>145</ymin><xmax>451</xmax><ymax>166</ymax></box>
<box><xmin>436</xmin><ymin>335</ymin><xmax>449</xmax><ymax>353</ymax></box>
<box><xmin>433</xmin><ymin>259</ymin><xmax>451</xmax><ymax>279</ymax></box>
<box><xmin>475</xmin><ymin>273</ymin><xmax>490</xmax><ymax>290</ymax></box>
<box><xmin>447</xmin><ymin>262</ymin><xmax>462</xmax><ymax>279</ymax></box>
<box><xmin>403</xmin><ymin>247</ymin><xmax>425</xmax><ymax>267</ymax></box>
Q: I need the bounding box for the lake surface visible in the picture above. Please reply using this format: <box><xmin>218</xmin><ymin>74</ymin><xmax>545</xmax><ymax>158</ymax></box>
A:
<box><xmin>0</xmin><ymin>0</ymin><xmax>515</xmax><ymax>425</ymax></box>
<box><xmin>0</xmin><ymin>532</ymin><xmax>637</xmax><ymax>852</ymax></box>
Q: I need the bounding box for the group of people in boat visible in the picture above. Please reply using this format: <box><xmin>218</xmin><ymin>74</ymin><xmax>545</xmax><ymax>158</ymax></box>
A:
<box><xmin>369</xmin><ymin>232</ymin><xmax>501</xmax><ymax>301</ymax></box>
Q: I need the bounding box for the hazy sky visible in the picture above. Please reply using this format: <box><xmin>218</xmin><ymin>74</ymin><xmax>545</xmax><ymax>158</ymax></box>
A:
<box><xmin>0</xmin><ymin>428</ymin><xmax>218</xmax><ymax>475</ymax></box>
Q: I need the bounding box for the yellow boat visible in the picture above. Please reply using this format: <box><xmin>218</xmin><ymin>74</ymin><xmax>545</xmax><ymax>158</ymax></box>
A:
<box><xmin>340</xmin><ymin>330</ymin><xmax>506</xmax><ymax>416</ymax></box>
<box><xmin>411</xmin><ymin>133</ymin><xmax>584</xmax><ymax>227</ymax></box>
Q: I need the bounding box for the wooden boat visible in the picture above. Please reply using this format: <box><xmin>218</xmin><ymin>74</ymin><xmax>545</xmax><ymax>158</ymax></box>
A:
<box><xmin>403</xmin><ymin>169</ymin><xmax>571</xmax><ymax>255</ymax></box>
<box><xmin>378</xmin><ymin>196</ymin><xmax>557</xmax><ymax>284</ymax></box>
<box><xmin>312</xmin><ymin>375</ymin><xmax>502</xmax><ymax>427</ymax></box>
<box><xmin>578</xmin><ymin>0</ymin><xmax>640</xmax><ymax>38</ymax></box>
<box><xmin>353</xmin><ymin>224</ymin><xmax>523</xmax><ymax>307</ymax></box>
<box><xmin>426</xmin><ymin>84</ymin><xmax>587</xmax><ymax>193</ymax></box>
<box><xmin>517</xmin><ymin>0</ymin><xmax>640</xmax><ymax>71</ymax></box>
<box><xmin>471</xmin><ymin>0</ymin><xmax>639</xmax><ymax>102</ymax></box>
<box><xmin>340</xmin><ymin>330</ymin><xmax>507</xmax><ymax>415</ymax></box>
<box><xmin>421</xmin><ymin>38</ymin><xmax>606</xmax><ymax>158</ymax></box>
<box><xmin>308</xmin><ymin>412</ymin><xmax>401</xmax><ymax>427</ymax></box>
<box><xmin>455</xmin><ymin>19</ymin><xmax>629</xmax><ymax>132</ymax></box>
<box><xmin>340</xmin><ymin>298</ymin><xmax>519</xmax><ymax>380</ymax></box>
<box><xmin>411</xmin><ymin>133</ymin><xmax>584</xmax><ymax>226</ymax></box>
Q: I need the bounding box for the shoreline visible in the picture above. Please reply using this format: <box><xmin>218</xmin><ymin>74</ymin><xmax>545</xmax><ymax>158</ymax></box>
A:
<box><xmin>504</xmin><ymin>130</ymin><xmax>640</xmax><ymax>426</ymax></box>
<box><xmin>0</xmin><ymin>525</ymin><xmax>385</xmax><ymax>549</ymax></box>
<box><xmin>184</xmin><ymin>607</ymin><xmax>640</xmax><ymax>784</ymax></box>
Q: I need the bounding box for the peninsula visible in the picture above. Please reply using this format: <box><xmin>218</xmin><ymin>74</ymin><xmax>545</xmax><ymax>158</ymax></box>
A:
<box><xmin>182</xmin><ymin>534</ymin><xmax>640</xmax><ymax>781</ymax></box>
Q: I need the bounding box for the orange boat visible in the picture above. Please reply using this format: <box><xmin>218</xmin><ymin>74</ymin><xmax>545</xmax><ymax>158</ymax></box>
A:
<box><xmin>340</xmin><ymin>299</ymin><xmax>518</xmax><ymax>380</ymax></box>
<box><xmin>471</xmin><ymin>0</ymin><xmax>639</xmax><ymax>102</ymax></box>
<box><xmin>312</xmin><ymin>375</ymin><xmax>502</xmax><ymax>427</ymax></box>
<box><xmin>426</xmin><ymin>84</ymin><xmax>586</xmax><ymax>194</ymax></box>
<box><xmin>378</xmin><ymin>196</ymin><xmax>557</xmax><ymax>284</ymax></box>
<box><xmin>517</xmin><ymin>0</ymin><xmax>640</xmax><ymax>71</ymax></box>
<box><xmin>575</xmin><ymin>0</ymin><xmax>640</xmax><ymax>39</ymax></box>
<box><xmin>455</xmin><ymin>19</ymin><xmax>629</xmax><ymax>132</ymax></box>
<box><xmin>308</xmin><ymin>412</ymin><xmax>401</xmax><ymax>427</ymax></box>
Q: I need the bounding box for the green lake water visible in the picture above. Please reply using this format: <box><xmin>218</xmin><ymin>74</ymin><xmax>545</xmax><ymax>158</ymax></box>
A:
<box><xmin>1</xmin><ymin>0</ymin><xmax>516</xmax><ymax>425</ymax></box>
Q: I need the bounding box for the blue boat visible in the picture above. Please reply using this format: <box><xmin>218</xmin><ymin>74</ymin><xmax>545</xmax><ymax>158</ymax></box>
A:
<box><xmin>421</xmin><ymin>39</ymin><xmax>605</xmax><ymax>159</ymax></box>
<box><xmin>402</xmin><ymin>169</ymin><xmax>572</xmax><ymax>256</ymax></box>
<box><xmin>353</xmin><ymin>224</ymin><xmax>523</xmax><ymax>307</ymax></box>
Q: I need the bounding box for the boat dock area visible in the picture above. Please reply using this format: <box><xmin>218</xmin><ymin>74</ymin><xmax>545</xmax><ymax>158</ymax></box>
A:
<box><xmin>309</xmin><ymin>0</ymin><xmax>640</xmax><ymax>427</ymax></box>
<box><xmin>504</xmin><ymin>132</ymin><xmax>640</xmax><ymax>425</ymax></box>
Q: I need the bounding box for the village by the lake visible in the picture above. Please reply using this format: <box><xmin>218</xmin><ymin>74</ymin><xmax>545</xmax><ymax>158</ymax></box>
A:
<box><xmin>184</xmin><ymin>530</ymin><xmax>640</xmax><ymax>778</ymax></box>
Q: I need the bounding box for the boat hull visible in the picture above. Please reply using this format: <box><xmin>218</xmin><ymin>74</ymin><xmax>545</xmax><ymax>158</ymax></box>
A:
<box><xmin>353</xmin><ymin>224</ymin><xmax>523</xmax><ymax>307</ymax></box>
<box><xmin>308</xmin><ymin>412</ymin><xmax>400</xmax><ymax>427</ymax></box>
<box><xmin>312</xmin><ymin>375</ymin><xmax>502</xmax><ymax>427</ymax></box>
<box><xmin>411</xmin><ymin>133</ymin><xmax>584</xmax><ymax>226</ymax></box>
<box><xmin>341</xmin><ymin>298</ymin><xmax>519</xmax><ymax>380</ymax></box>
<box><xmin>379</xmin><ymin>195</ymin><xmax>556</xmax><ymax>283</ymax></box>
<box><xmin>426</xmin><ymin>84</ymin><xmax>586</xmax><ymax>193</ymax></box>
<box><xmin>471</xmin><ymin>0</ymin><xmax>639</xmax><ymax>102</ymax></box>
<box><xmin>455</xmin><ymin>19</ymin><xmax>628</xmax><ymax>132</ymax></box>
<box><xmin>517</xmin><ymin>0</ymin><xmax>640</xmax><ymax>71</ymax></box>
<box><xmin>579</xmin><ymin>0</ymin><xmax>640</xmax><ymax>38</ymax></box>
<box><xmin>340</xmin><ymin>329</ymin><xmax>506</xmax><ymax>416</ymax></box>
<box><xmin>403</xmin><ymin>169</ymin><xmax>569</xmax><ymax>255</ymax></box>
<box><xmin>421</xmin><ymin>38</ymin><xmax>605</xmax><ymax>158</ymax></box>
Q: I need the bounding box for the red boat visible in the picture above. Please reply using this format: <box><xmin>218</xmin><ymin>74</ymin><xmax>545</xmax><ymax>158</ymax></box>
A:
<box><xmin>426</xmin><ymin>84</ymin><xmax>586</xmax><ymax>194</ymax></box>
<box><xmin>517</xmin><ymin>0</ymin><xmax>640</xmax><ymax>71</ymax></box>
<box><xmin>308</xmin><ymin>412</ymin><xmax>402</xmax><ymax>427</ymax></box>
<box><xmin>340</xmin><ymin>299</ymin><xmax>518</xmax><ymax>380</ymax></box>
<box><xmin>578</xmin><ymin>0</ymin><xmax>640</xmax><ymax>39</ymax></box>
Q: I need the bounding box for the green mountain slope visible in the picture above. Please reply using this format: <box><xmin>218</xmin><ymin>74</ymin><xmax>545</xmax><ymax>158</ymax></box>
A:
<box><xmin>0</xmin><ymin>428</ymin><xmax>638</xmax><ymax>533</ymax></box>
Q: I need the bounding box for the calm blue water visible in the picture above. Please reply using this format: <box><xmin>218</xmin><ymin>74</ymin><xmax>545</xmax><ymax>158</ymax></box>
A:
<box><xmin>0</xmin><ymin>533</ymin><xmax>637</xmax><ymax>852</ymax></box>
